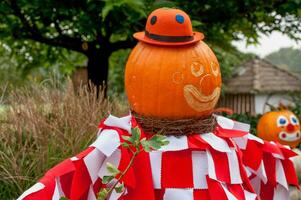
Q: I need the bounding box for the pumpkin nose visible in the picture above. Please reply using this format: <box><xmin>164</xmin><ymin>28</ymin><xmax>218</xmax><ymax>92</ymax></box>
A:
<box><xmin>286</xmin><ymin>124</ymin><xmax>295</xmax><ymax>132</ymax></box>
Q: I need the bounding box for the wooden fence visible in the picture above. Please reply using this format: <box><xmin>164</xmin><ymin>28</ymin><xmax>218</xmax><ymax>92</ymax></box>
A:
<box><xmin>218</xmin><ymin>94</ymin><xmax>255</xmax><ymax>116</ymax></box>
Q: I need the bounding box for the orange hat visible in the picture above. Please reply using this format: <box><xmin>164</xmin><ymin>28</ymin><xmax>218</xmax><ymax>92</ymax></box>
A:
<box><xmin>134</xmin><ymin>8</ymin><xmax>204</xmax><ymax>46</ymax></box>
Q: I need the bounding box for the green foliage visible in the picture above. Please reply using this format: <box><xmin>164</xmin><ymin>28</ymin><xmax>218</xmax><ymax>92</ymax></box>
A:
<box><xmin>102</xmin><ymin>175</ymin><xmax>115</xmax><ymax>185</ymax></box>
<box><xmin>290</xmin><ymin>93</ymin><xmax>301</xmax><ymax>123</ymax></box>
<box><xmin>0</xmin><ymin>41</ymin><xmax>28</xmax><ymax>95</ymax></box>
<box><xmin>0</xmin><ymin>40</ymin><xmax>86</xmax><ymax>98</ymax></box>
<box><xmin>141</xmin><ymin>134</ymin><xmax>169</xmax><ymax>152</ymax></box>
<box><xmin>0</xmin><ymin>0</ymin><xmax>148</xmax><ymax>86</ymax></box>
<box><xmin>106</xmin><ymin>163</ymin><xmax>121</xmax><ymax>177</ymax></box>
<box><xmin>1</xmin><ymin>41</ymin><xmax>85</xmax><ymax>75</ymax></box>
<box><xmin>108</xmin><ymin>49</ymin><xmax>131</xmax><ymax>95</ymax></box>
<box><xmin>175</xmin><ymin>0</ymin><xmax>301</xmax><ymax>46</ymax></box>
<box><xmin>114</xmin><ymin>183</ymin><xmax>124</xmax><ymax>193</ymax></box>
<box><xmin>265</xmin><ymin>47</ymin><xmax>301</xmax><ymax>77</ymax></box>
<box><xmin>121</xmin><ymin>127</ymin><xmax>169</xmax><ymax>152</ymax></box>
<box><xmin>1</xmin><ymin>0</ymin><xmax>301</xmax><ymax>88</ymax></box>
<box><xmin>97</xmin><ymin>188</ymin><xmax>109</xmax><ymax>200</ymax></box>
<box><xmin>122</xmin><ymin>127</ymin><xmax>141</xmax><ymax>146</ymax></box>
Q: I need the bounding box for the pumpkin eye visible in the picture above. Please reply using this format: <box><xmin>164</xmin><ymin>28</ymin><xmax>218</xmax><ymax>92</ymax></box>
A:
<box><xmin>290</xmin><ymin>115</ymin><xmax>299</xmax><ymax>125</ymax></box>
<box><xmin>150</xmin><ymin>16</ymin><xmax>157</xmax><ymax>25</ymax></box>
<box><xmin>175</xmin><ymin>14</ymin><xmax>184</xmax><ymax>24</ymax></box>
<box><xmin>277</xmin><ymin>116</ymin><xmax>288</xmax><ymax>127</ymax></box>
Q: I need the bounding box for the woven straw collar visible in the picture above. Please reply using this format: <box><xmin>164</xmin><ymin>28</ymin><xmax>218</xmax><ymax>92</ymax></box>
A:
<box><xmin>132</xmin><ymin>112</ymin><xmax>217</xmax><ymax>136</ymax></box>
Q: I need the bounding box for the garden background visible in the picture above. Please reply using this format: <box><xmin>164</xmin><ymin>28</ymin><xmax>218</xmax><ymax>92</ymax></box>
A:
<box><xmin>0</xmin><ymin>0</ymin><xmax>301</xmax><ymax>199</ymax></box>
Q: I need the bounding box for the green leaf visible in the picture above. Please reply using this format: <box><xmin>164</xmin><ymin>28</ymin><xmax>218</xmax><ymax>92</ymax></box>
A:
<box><xmin>114</xmin><ymin>183</ymin><xmax>124</xmax><ymax>193</ymax></box>
<box><xmin>106</xmin><ymin>162</ymin><xmax>120</xmax><ymax>176</ymax></box>
<box><xmin>110</xmin><ymin>32</ymin><xmax>128</xmax><ymax>43</ymax></box>
<box><xmin>97</xmin><ymin>188</ymin><xmax>108</xmax><ymax>200</ymax></box>
<box><xmin>141</xmin><ymin>134</ymin><xmax>169</xmax><ymax>152</ymax></box>
<box><xmin>101</xmin><ymin>3</ymin><xmax>113</xmax><ymax>20</ymax></box>
<box><xmin>102</xmin><ymin>175</ymin><xmax>114</xmax><ymax>184</ymax></box>
<box><xmin>148</xmin><ymin>140</ymin><xmax>162</xmax><ymax>149</ymax></box>
<box><xmin>141</xmin><ymin>139</ymin><xmax>151</xmax><ymax>152</ymax></box>
<box><xmin>122</xmin><ymin>135</ymin><xmax>133</xmax><ymax>143</ymax></box>
<box><xmin>102</xmin><ymin>0</ymin><xmax>145</xmax><ymax>20</ymax></box>
<box><xmin>121</xmin><ymin>142</ymin><xmax>130</xmax><ymax>148</ymax></box>
<box><xmin>191</xmin><ymin>20</ymin><xmax>203</xmax><ymax>27</ymax></box>
<box><xmin>131</xmin><ymin>127</ymin><xmax>141</xmax><ymax>142</ymax></box>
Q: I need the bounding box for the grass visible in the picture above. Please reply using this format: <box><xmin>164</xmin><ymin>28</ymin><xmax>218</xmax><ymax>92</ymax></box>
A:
<box><xmin>0</xmin><ymin>81</ymin><xmax>128</xmax><ymax>199</ymax></box>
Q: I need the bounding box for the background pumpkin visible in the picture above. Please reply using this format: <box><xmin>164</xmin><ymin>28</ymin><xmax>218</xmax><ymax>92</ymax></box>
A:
<box><xmin>257</xmin><ymin>110</ymin><xmax>301</xmax><ymax>148</ymax></box>
<box><xmin>125</xmin><ymin>41</ymin><xmax>222</xmax><ymax>119</ymax></box>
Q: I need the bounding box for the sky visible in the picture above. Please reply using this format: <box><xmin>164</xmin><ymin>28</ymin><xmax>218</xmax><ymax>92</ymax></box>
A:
<box><xmin>232</xmin><ymin>31</ymin><xmax>301</xmax><ymax>57</ymax></box>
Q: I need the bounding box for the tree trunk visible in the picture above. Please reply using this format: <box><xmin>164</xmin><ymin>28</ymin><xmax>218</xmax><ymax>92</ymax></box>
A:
<box><xmin>86</xmin><ymin>50</ymin><xmax>110</xmax><ymax>97</ymax></box>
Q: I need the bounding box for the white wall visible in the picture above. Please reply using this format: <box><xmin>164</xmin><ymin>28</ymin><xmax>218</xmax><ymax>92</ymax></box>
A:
<box><xmin>255</xmin><ymin>93</ymin><xmax>293</xmax><ymax>114</ymax></box>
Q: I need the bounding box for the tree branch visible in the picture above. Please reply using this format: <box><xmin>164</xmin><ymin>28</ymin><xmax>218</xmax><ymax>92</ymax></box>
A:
<box><xmin>8</xmin><ymin>0</ymin><xmax>84</xmax><ymax>53</ymax></box>
<box><xmin>110</xmin><ymin>40</ymin><xmax>136</xmax><ymax>51</ymax></box>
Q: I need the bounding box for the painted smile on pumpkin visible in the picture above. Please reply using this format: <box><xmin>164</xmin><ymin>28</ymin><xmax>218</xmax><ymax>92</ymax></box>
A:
<box><xmin>183</xmin><ymin>85</ymin><xmax>220</xmax><ymax>112</ymax></box>
<box><xmin>278</xmin><ymin>130</ymin><xmax>301</xmax><ymax>142</ymax></box>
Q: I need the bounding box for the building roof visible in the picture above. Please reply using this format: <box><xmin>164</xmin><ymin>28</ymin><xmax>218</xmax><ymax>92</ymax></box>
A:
<box><xmin>224</xmin><ymin>58</ymin><xmax>301</xmax><ymax>94</ymax></box>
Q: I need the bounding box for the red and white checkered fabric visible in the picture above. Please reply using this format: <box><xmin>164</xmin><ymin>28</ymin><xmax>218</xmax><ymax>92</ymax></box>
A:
<box><xmin>18</xmin><ymin>115</ymin><xmax>298</xmax><ymax>200</ymax></box>
<box><xmin>235</xmin><ymin>134</ymin><xmax>299</xmax><ymax>200</ymax></box>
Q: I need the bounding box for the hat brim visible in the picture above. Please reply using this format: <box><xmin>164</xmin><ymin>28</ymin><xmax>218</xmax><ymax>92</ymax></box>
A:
<box><xmin>133</xmin><ymin>31</ymin><xmax>204</xmax><ymax>46</ymax></box>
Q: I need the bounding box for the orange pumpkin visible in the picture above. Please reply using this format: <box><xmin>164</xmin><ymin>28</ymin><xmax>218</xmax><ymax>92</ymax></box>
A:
<box><xmin>125</xmin><ymin>8</ymin><xmax>221</xmax><ymax>119</ymax></box>
<box><xmin>257</xmin><ymin>110</ymin><xmax>301</xmax><ymax>148</ymax></box>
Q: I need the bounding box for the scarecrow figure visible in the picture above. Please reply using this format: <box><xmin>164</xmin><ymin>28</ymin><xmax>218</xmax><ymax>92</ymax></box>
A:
<box><xmin>19</xmin><ymin>8</ymin><xmax>298</xmax><ymax>200</ymax></box>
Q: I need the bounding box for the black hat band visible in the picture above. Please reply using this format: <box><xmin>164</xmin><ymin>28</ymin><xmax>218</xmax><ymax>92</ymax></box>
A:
<box><xmin>145</xmin><ymin>30</ymin><xmax>194</xmax><ymax>43</ymax></box>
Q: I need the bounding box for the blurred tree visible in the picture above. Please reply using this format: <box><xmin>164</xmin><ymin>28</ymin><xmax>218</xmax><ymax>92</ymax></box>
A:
<box><xmin>108</xmin><ymin>48</ymin><xmax>131</xmax><ymax>95</ymax></box>
<box><xmin>0</xmin><ymin>0</ymin><xmax>300</xmax><ymax>91</ymax></box>
<box><xmin>0</xmin><ymin>40</ymin><xmax>85</xmax><ymax>98</ymax></box>
<box><xmin>265</xmin><ymin>47</ymin><xmax>301</xmax><ymax>77</ymax></box>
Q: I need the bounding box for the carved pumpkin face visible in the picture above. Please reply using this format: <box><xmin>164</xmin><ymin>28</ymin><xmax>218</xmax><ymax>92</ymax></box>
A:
<box><xmin>257</xmin><ymin>110</ymin><xmax>301</xmax><ymax>148</ymax></box>
<box><xmin>125</xmin><ymin>41</ymin><xmax>222</xmax><ymax>119</ymax></box>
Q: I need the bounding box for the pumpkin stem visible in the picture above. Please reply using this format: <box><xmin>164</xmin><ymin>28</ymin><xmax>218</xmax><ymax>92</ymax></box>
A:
<box><xmin>265</xmin><ymin>103</ymin><xmax>277</xmax><ymax>111</ymax></box>
<box><xmin>278</xmin><ymin>102</ymin><xmax>288</xmax><ymax>110</ymax></box>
